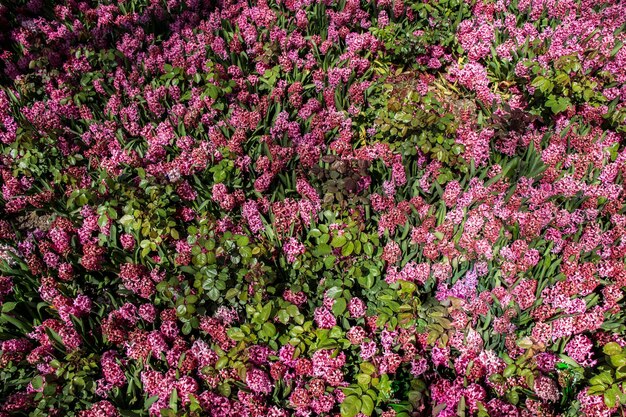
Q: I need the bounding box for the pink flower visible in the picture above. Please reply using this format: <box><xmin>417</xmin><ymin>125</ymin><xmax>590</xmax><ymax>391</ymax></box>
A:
<box><xmin>283</xmin><ymin>237</ymin><xmax>306</xmax><ymax>263</ymax></box>
<box><xmin>431</xmin><ymin>345</ymin><xmax>450</xmax><ymax>367</ymax></box>
<box><xmin>382</xmin><ymin>241</ymin><xmax>401</xmax><ymax>264</ymax></box>
<box><xmin>360</xmin><ymin>341</ymin><xmax>377</xmax><ymax>360</ymax></box>
<box><xmin>578</xmin><ymin>387</ymin><xmax>615</xmax><ymax>417</ymax></box>
<box><xmin>246</xmin><ymin>368</ymin><xmax>273</xmax><ymax>395</ymax></box>
<box><xmin>348</xmin><ymin>297</ymin><xmax>366</xmax><ymax>318</ymax></box>
<box><xmin>176</xmin><ymin>180</ymin><xmax>197</xmax><ymax>201</ymax></box>
<box><xmin>310</xmin><ymin>393</ymin><xmax>335</xmax><ymax>413</ymax></box>
<box><xmin>314</xmin><ymin>307</ymin><xmax>336</xmax><ymax>329</ymax></box>
<box><xmin>79</xmin><ymin>400</ymin><xmax>120</xmax><ymax>417</ymax></box>
<box><xmin>118</xmin><ymin>263</ymin><xmax>154</xmax><ymax>299</ymax></box>
<box><xmin>284</xmin><ymin>289</ymin><xmax>307</xmax><ymax>306</ymax></box>
<box><xmin>565</xmin><ymin>335</ymin><xmax>597</xmax><ymax>367</ymax></box>
<box><xmin>138</xmin><ymin>304</ymin><xmax>157</xmax><ymax>323</ymax></box>
<box><xmin>378</xmin><ymin>11</ymin><xmax>389</xmax><ymax>28</ymax></box>
<box><xmin>411</xmin><ymin>358</ymin><xmax>428</xmax><ymax>376</ymax></box>
<box><xmin>289</xmin><ymin>387</ymin><xmax>310</xmax><ymax>409</ymax></box>
<box><xmin>120</xmin><ymin>234</ymin><xmax>135</xmax><ymax>250</ymax></box>
<box><xmin>242</xmin><ymin>200</ymin><xmax>264</xmax><ymax>234</ymax></box>
<box><xmin>101</xmin><ymin>351</ymin><xmax>126</xmax><ymax>388</ymax></box>
<box><xmin>347</xmin><ymin>326</ymin><xmax>367</xmax><ymax>345</ymax></box>
<box><xmin>533</xmin><ymin>375</ymin><xmax>559</xmax><ymax>402</ymax></box>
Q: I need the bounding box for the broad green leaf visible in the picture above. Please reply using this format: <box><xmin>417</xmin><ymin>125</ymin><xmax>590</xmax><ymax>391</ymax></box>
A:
<box><xmin>361</xmin><ymin>395</ymin><xmax>375</xmax><ymax>415</ymax></box>
<box><xmin>604</xmin><ymin>342</ymin><xmax>623</xmax><ymax>356</ymax></box>
<box><xmin>227</xmin><ymin>328</ymin><xmax>245</xmax><ymax>341</ymax></box>
<box><xmin>332</xmin><ymin>298</ymin><xmax>347</xmax><ymax>316</ymax></box>
<box><xmin>340</xmin><ymin>395</ymin><xmax>362</xmax><ymax>417</ymax></box>
<box><xmin>262</xmin><ymin>322</ymin><xmax>276</xmax><ymax>338</ymax></box>
<box><xmin>331</xmin><ymin>235</ymin><xmax>347</xmax><ymax>248</ymax></box>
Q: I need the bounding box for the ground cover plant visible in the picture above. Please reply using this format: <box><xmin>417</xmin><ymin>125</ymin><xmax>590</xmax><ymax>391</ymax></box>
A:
<box><xmin>1</xmin><ymin>0</ymin><xmax>626</xmax><ymax>415</ymax></box>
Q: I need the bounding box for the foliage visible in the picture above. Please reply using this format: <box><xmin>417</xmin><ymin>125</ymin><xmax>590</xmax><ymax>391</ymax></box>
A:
<box><xmin>0</xmin><ymin>0</ymin><xmax>625</xmax><ymax>416</ymax></box>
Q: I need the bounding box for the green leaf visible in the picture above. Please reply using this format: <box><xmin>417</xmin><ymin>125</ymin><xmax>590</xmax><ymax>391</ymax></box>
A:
<box><xmin>587</xmin><ymin>385</ymin><xmax>605</xmax><ymax>395</ymax></box>
<box><xmin>503</xmin><ymin>364</ymin><xmax>516</xmax><ymax>378</ymax></box>
<box><xmin>457</xmin><ymin>396</ymin><xmax>467</xmax><ymax>415</ymax></box>
<box><xmin>277</xmin><ymin>309</ymin><xmax>290</xmax><ymax>324</ymax></box>
<box><xmin>361</xmin><ymin>395</ymin><xmax>375</xmax><ymax>415</ymax></box>
<box><xmin>31</xmin><ymin>375</ymin><xmax>44</xmax><ymax>390</ymax></box>
<box><xmin>189</xmin><ymin>394</ymin><xmax>201</xmax><ymax>412</ymax></box>
<box><xmin>364</xmin><ymin>242</ymin><xmax>374</xmax><ymax>256</ymax></box>
<box><xmin>611</xmin><ymin>40</ymin><xmax>623</xmax><ymax>57</ymax></box>
<box><xmin>98</xmin><ymin>214</ymin><xmax>108</xmax><ymax>227</ymax></box>
<box><xmin>332</xmin><ymin>298</ymin><xmax>347</xmax><ymax>316</ymax></box>
<box><xmin>227</xmin><ymin>328</ymin><xmax>245</xmax><ymax>341</ymax></box>
<box><xmin>206</xmin><ymin>85</ymin><xmax>219</xmax><ymax>99</ymax></box>
<box><xmin>262</xmin><ymin>322</ymin><xmax>276</xmax><ymax>338</ymax></box>
<box><xmin>260</xmin><ymin>303</ymin><xmax>272</xmax><ymax>322</ymax></box>
<box><xmin>506</xmin><ymin>390</ymin><xmax>519</xmax><ymax>405</ymax></box>
<box><xmin>590</xmin><ymin>372</ymin><xmax>613</xmax><ymax>387</ymax></box>
<box><xmin>1</xmin><ymin>302</ymin><xmax>17</xmax><ymax>313</ymax></box>
<box><xmin>604</xmin><ymin>342</ymin><xmax>623</xmax><ymax>356</ymax></box>
<box><xmin>43</xmin><ymin>383</ymin><xmax>57</xmax><ymax>396</ymax></box>
<box><xmin>144</xmin><ymin>396</ymin><xmax>161</xmax><ymax>410</ymax></box>
<box><xmin>315</xmin><ymin>243</ymin><xmax>332</xmax><ymax>256</ymax></box>
<box><xmin>286</xmin><ymin>304</ymin><xmax>299</xmax><ymax>316</ymax></box>
<box><xmin>324</xmin><ymin>255</ymin><xmax>336</xmax><ymax>269</ymax></box>
<box><xmin>357</xmin><ymin>373</ymin><xmax>371</xmax><ymax>386</ymax></box>
<box><xmin>342</xmin><ymin>242</ymin><xmax>355</xmax><ymax>256</ymax></box>
<box><xmin>193</xmin><ymin>253</ymin><xmax>207</xmax><ymax>266</ymax></box>
<box><xmin>340</xmin><ymin>395</ymin><xmax>362</xmax><ymax>417</ymax></box>
<box><xmin>357</xmin><ymin>273</ymin><xmax>375</xmax><ymax>289</ymax></box>
<box><xmin>119</xmin><ymin>214</ymin><xmax>134</xmax><ymax>225</ymax></box>
<box><xmin>360</xmin><ymin>362</ymin><xmax>376</xmax><ymax>375</ymax></box>
<box><xmin>45</xmin><ymin>327</ymin><xmax>65</xmax><ymax>349</ymax></box>
<box><xmin>331</xmin><ymin>235</ymin><xmax>347</xmax><ymax>248</ymax></box>
<box><xmin>531</xmin><ymin>76</ymin><xmax>553</xmax><ymax>94</ymax></box>
<box><xmin>208</xmin><ymin>287</ymin><xmax>220</xmax><ymax>301</ymax></box>
<box><xmin>432</xmin><ymin>403</ymin><xmax>447</xmax><ymax>416</ymax></box>
<box><xmin>604</xmin><ymin>386</ymin><xmax>619</xmax><ymax>408</ymax></box>
<box><xmin>546</xmin><ymin>96</ymin><xmax>571</xmax><ymax>113</ymax></box>
<box><xmin>326</xmin><ymin>286</ymin><xmax>343</xmax><ymax>299</ymax></box>
<box><xmin>169</xmin><ymin>387</ymin><xmax>178</xmax><ymax>412</ymax></box>
<box><xmin>215</xmin><ymin>356</ymin><xmax>229</xmax><ymax>370</ymax></box>
<box><xmin>609</xmin><ymin>354</ymin><xmax>626</xmax><ymax>368</ymax></box>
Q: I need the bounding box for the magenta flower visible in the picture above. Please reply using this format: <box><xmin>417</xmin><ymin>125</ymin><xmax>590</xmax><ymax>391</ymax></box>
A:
<box><xmin>314</xmin><ymin>307</ymin><xmax>336</xmax><ymax>329</ymax></box>
<box><xmin>282</xmin><ymin>237</ymin><xmax>305</xmax><ymax>263</ymax></box>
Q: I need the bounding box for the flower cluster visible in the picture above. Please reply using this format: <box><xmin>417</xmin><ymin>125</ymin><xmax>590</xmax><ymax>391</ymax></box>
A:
<box><xmin>1</xmin><ymin>0</ymin><xmax>626</xmax><ymax>416</ymax></box>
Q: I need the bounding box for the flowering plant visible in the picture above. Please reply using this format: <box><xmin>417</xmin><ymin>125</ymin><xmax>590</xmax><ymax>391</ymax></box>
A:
<box><xmin>1</xmin><ymin>0</ymin><xmax>626</xmax><ymax>416</ymax></box>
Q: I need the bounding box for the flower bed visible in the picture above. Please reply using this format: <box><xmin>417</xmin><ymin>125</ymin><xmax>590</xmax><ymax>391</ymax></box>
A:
<box><xmin>1</xmin><ymin>0</ymin><xmax>626</xmax><ymax>416</ymax></box>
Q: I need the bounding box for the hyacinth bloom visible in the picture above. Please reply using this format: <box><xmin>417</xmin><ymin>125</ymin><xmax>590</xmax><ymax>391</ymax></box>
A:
<box><xmin>1</xmin><ymin>0</ymin><xmax>626</xmax><ymax>415</ymax></box>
